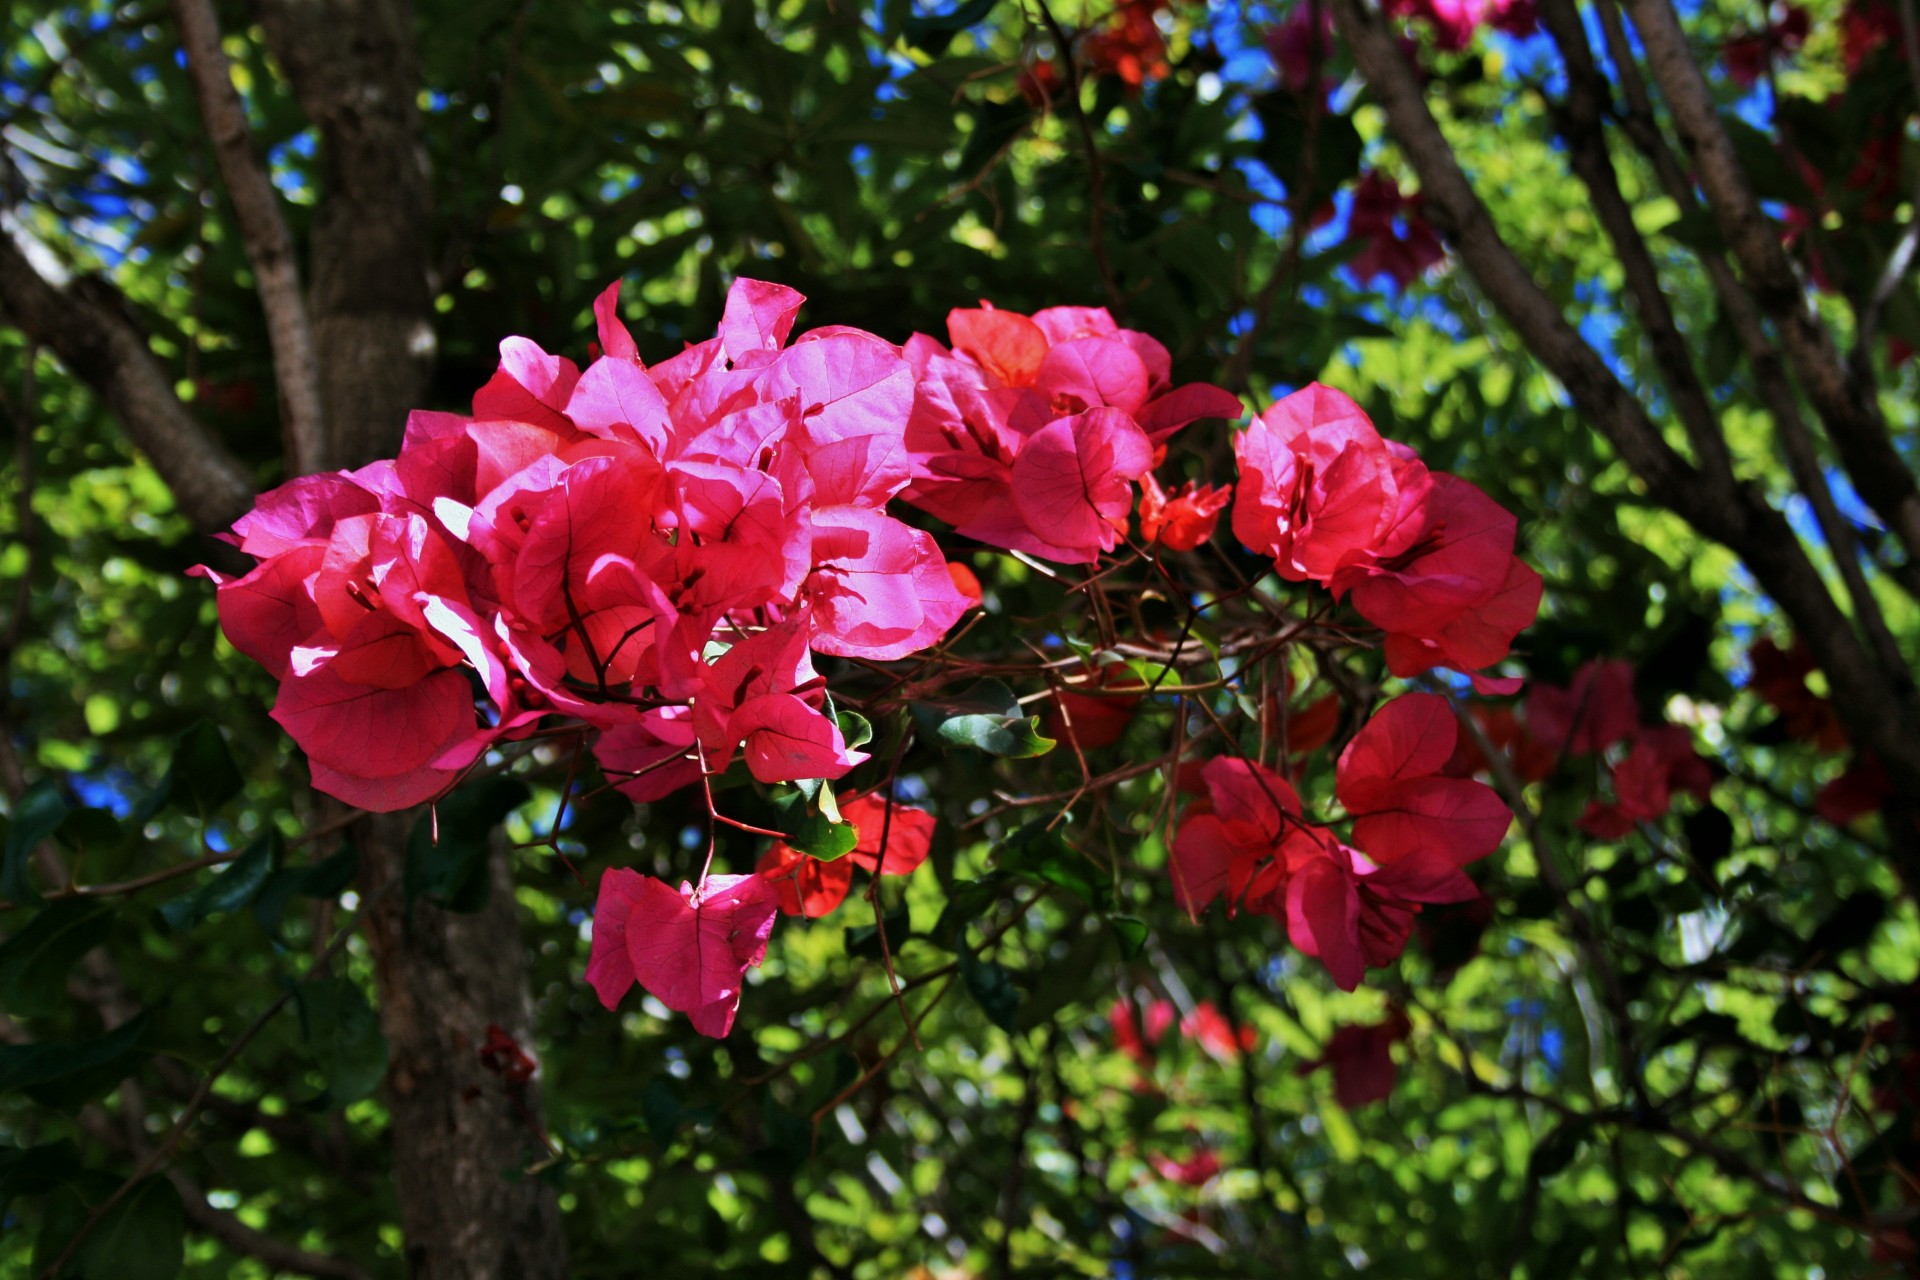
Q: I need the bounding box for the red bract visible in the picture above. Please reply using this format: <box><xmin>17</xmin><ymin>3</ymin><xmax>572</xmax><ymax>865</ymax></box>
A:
<box><xmin>1081</xmin><ymin>0</ymin><xmax>1173</xmax><ymax>89</ymax></box>
<box><xmin>1266</xmin><ymin>3</ymin><xmax>1337</xmax><ymax>98</ymax></box>
<box><xmin>1139</xmin><ymin>473</ymin><xmax>1229</xmax><ymax>551</ymax></box>
<box><xmin>1722</xmin><ymin>4</ymin><xmax>1807</xmax><ymax>86</ymax></box>
<box><xmin>1749</xmin><ymin>636</ymin><xmax>1847</xmax><ymax>752</ymax></box>
<box><xmin>1576</xmin><ymin>724</ymin><xmax>1714</xmax><ymax>838</ymax></box>
<box><xmin>1844</xmin><ymin>0</ymin><xmax>1901</xmax><ymax>71</ymax></box>
<box><xmin>1046</xmin><ymin>662</ymin><xmax>1146</xmax><ymax>751</ymax></box>
<box><xmin>1181</xmin><ymin>1001</ymin><xmax>1256</xmax><ymax>1062</ymax></box>
<box><xmin>902</xmin><ymin>302</ymin><xmax>1240</xmax><ymax>563</ymax></box>
<box><xmin>1171</xmin><ymin>740</ymin><xmax>1487</xmax><ymax>992</ymax></box>
<box><xmin>1152</xmin><ymin>1148</ymin><xmax>1223</xmax><ymax>1186</ymax></box>
<box><xmin>1526</xmin><ymin>659</ymin><xmax>1639</xmax><ymax>757</ymax></box>
<box><xmin>1333</xmin><ymin>473</ymin><xmax>1542</xmax><ymax>681</ymax></box>
<box><xmin>585</xmin><ymin>870</ymin><xmax>779</xmax><ymax>1038</ymax></box>
<box><xmin>1817</xmin><ymin>755</ymin><xmax>1892</xmax><ymax>826</ymax></box>
<box><xmin>755</xmin><ymin>792</ymin><xmax>936</xmax><ymax>917</ymax></box>
<box><xmin>1337</xmin><ymin>693</ymin><xmax>1512</xmax><ymax>868</ymax></box>
<box><xmin>1296</xmin><ymin>1009</ymin><xmax>1411</xmax><ymax>1108</ymax></box>
<box><xmin>1346</xmin><ymin>171</ymin><xmax>1445</xmax><ymax>289</ymax></box>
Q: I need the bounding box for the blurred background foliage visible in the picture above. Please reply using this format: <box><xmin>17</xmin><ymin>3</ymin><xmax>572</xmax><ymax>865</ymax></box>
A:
<box><xmin>2</xmin><ymin>0</ymin><xmax>1918</xmax><ymax>1276</ymax></box>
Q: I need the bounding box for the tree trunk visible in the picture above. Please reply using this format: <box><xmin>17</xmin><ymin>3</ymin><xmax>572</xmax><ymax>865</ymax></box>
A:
<box><xmin>251</xmin><ymin>0</ymin><xmax>571</xmax><ymax>1269</ymax></box>
<box><xmin>353</xmin><ymin>815</ymin><xmax>567</xmax><ymax>1280</ymax></box>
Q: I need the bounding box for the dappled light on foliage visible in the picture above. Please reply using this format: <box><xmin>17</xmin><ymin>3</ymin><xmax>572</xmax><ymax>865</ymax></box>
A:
<box><xmin>2</xmin><ymin>0</ymin><xmax>1919</xmax><ymax>1275</ymax></box>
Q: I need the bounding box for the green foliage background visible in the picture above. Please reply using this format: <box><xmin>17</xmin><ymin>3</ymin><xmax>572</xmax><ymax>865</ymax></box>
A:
<box><xmin>2</xmin><ymin>1</ymin><xmax>1917</xmax><ymax>1276</ymax></box>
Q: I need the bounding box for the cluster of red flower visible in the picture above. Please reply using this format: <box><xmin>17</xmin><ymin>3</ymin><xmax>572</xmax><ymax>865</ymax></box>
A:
<box><xmin>203</xmin><ymin>281</ymin><xmax>1544</xmax><ymax>1037</ymax></box>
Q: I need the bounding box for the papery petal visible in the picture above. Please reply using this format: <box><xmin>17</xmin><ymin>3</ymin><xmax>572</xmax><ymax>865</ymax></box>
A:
<box><xmin>622</xmin><ymin>873</ymin><xmax>779</xmax><ymax>1038</ymax></box>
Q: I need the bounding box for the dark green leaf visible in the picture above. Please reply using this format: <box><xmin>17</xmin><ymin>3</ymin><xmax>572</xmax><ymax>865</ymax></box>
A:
<box><xmin>1106</xmin><ymin>914</ymin><xmax>1148</xmax><ymax>959</ymax></box>
<box><xmin>959</xmin><ymin>950</ymin><xmax>1020</xmax><ymax>1032</ymax></box>
<box><xmin>169</xmin><ymin>721</ymin><xmax>244</xmax><ymax>816</ymax></box>
<box><xmin>0</xmin><ymin>1010</ymin><xmax>151</xmax><ymax>1109</ymax></box>
<box><xmin>36</xmin><ymin>1174</ymin><xmax>184</xmax><ymax>1280</ymax></box>
<box><xmin>912</xmin><ymin>679</ymin><xmax>1055</xmax><ymax>758</ymax></box>
<box><xmin>844</xmin><ymin>906</ymin><xmax>911</xmax><ymax>959</ymax></box>
<box><xmin>900</xmin><ymin>0</ymin><xmax>997</xmax><ymax>56</ymax></box>
<box><xmin>931</xmin><ymin>876</ymin><xmax>1005</xmax><ymax>951</ymax></box>
<box><xmin>294</xmin><ymin>977</ymin><xmax>389</xmax><ymax>1107</ymax></box>
<box><xmin>998</xmin><ymin>820</ymin><xmax>1105</xmax><ymax>907</ymax></box>
<box><xmin>0</xmin><ymin>1141</ymin><xmax>83</xmax><ymax>1217</ymax></box>
<box><xmin>159</xmin><ymin>832</ymin><xmax>281</xmax><ymax>931</ymax></box>
<box><xmin>0</xmin><ymin>900</ymin><xmax>115</xmax><ymax>1019</ymax></box>
<box><xmin>252</xmin><ymin>847</ymin><xmax>357</xmax><ymax>940</ymax></box>
<box><xmin>4</xmin><ymin>779</ymin><xmax>68</xmax><ymax>907</ymax></box>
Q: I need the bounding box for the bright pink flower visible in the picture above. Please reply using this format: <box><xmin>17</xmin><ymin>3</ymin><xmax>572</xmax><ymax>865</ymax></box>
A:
<box><xmin>585</xmin><ymin>870</ymin><xmax>779</xmax><ymax>1038</ymax></box>
<box><xmin>903</xmin><ymin>302</ymin><xmax>1240</xmax><ymax>563</ymax></box>
<box><xmin>1232</xmin><ymin>383</ymin><xmax>1433</xmax><ymax>584</ymax></box>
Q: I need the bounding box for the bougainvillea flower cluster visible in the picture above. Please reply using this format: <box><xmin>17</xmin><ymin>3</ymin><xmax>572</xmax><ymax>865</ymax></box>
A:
<box><xmin>203</xmin><ymin>276</ymin><xmax>1543</xmax><ymax>1039</ymax></box>
<box><xmin>199</xmin><ymin>278</ymin><xmax>973</xmax><ymax>812</ymax></box>
<box><xmin>901</xmin><ymin>302</ymin><xmax>1243</xmax><ymax>563</ymax></box>
<box><xmin>1171</xmin><ymin>694</ymin><xmax>1510</xmax><ymax>990</ymax></box>
<box><xmin>1234</xmin><ymin>383</ymin><xmax>1541</xmax><ymax>682</ymax></box>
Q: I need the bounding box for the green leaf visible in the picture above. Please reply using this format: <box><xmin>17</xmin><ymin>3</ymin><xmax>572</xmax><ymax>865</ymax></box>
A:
<box><xmin>0</xmin><ymin>1141</ymin><xmax>83</xmax><ymax>1217</ymax></box>
<box><xmin>997</xmin><ymin>820</ymin><xmax>1105</xmax><ymax>907</ymax></box>
<box><xmin>4</xmin><ymin>779</ymin><xmax>68</xmax><ymax>907</ymax></box>
<box><xmin>930</xmin><ymin>875</ymin><xmax>1005</xmax><ymax>951</ymax></box>
<box><xmin>36</xmin><ymin>1174</ymin><xmax>184</xmax><ymax>1280</ymax></box>
<box><xmin>844</xmin><ymin>906</ymin><xmax>912</xmax><ymax>959</ymax></box>
<box><xmin>159</xmin><ymin>832</ymin><xmax>281</xmax><ymax>931</ymax></box>
<box><xmin>406</xmin><ymin>779</ymin><xmax>528</xmax><ymax>914</ymax></box>
<box><xmin>835</xmin><ymin>709</ymin><xmax>874</xmax><ymax>753</ymax></box>
<box><xmin>1106</xmin><ymin>914</ymin><xmax>1149</xmax><ymax>960</ymax></box>
<box><xmin>0</xmin><ymin>900</ymin><xmax>115</xmax><ymax>1019</ymax></box>
<box><xmin>135</xmin><ymin>721</ymin><xmax>244</xmax><ymax>821</ymax></box>
<box><xmin>0</xmin><ymin>1010</ymin><xmax>151</xmax><ymax>1109</ymax></box>
<box><xmin>252</xmin><ymin>847</ymin><xmax>357</xmax><ymax>940</ymax></box>
<box><xmin>170</xmin><ymin>721</ymin><xmax>244</xmax><ymax>815</ymax></box>
<box><xmin>789</xmin><ymin>810</ymin><xmax>858</xmax><ymax>860</ymax></box>
<box><xmin>293</xmin><ymin>977</ymin><xmax>389</xmax><ymax>1107</ymax></box>
<box><xmin>912</xmin><ymin>679</ymin><xmax>1055</xmax><ymax>758</ymax></box>
<box><xmin>959</xmin><ymin>951</ymin><xmax>1021</xmax><ymax>1033</ymax></box>
<box><xmin>772</xmin><ymin>784</ymin><xmax>857</xmax><ymax>859</ymax></box>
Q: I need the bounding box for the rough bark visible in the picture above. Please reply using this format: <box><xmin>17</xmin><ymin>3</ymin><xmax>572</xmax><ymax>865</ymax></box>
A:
<box><xmin>173</xmin><ymin>0</ymin><xmax>328</xmax><ymax>474</ymax></box>
<box><xmin>1620</xmin><ymin>0</ymin><xmax>1920</xmax><ymax>563</ymax></box>
<box><xmin>352</xmin><ymin>815</ymin><xmax>567</xmax><ymax>1280</ymax></box>
<box><xmin>245</xmin><ymin>2</ymin><xmax>568</xmax><ymax>1267</ymax></box>
<box><xmin>254</xmin><ymin>0</ymin><xmax>435</xmax><ymax>467</ymax></box>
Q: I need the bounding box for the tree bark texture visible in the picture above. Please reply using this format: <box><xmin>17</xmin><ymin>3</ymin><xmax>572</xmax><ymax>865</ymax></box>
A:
<box><xmin>353</xmin><ymin>815</ymin><xmax>568</xmax><ymax>1280</ymax></box>
<box><xmin>248</xmin><ymin>0</ymin><xmax>571</xmax><ymax>1267</ymax></box>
